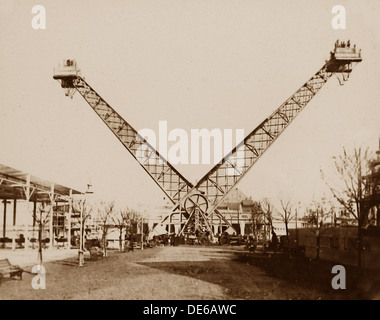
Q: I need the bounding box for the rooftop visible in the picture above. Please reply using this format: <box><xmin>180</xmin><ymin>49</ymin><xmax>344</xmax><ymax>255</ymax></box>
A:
<box><xmin>0</xmin><ymin>164</ymin><xmax>82</xmax><ymax>202</ymax></box>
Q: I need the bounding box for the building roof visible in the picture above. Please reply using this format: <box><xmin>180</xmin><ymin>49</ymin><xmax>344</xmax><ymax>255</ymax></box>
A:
<box><xmin>217</xmin><ymin>188</ymin><xmax>261</xmax><ymax>213</ymax></box>
<box><xmin>0</xmin><ymin>164</ymin><xmax>82</xmax><ymax>201</ymax></box>
<box><xmin>242</xmin><ymin>199</ymin><xmax>255</xmax><ymax>206</ymax></box>
<box><xmin>219</xmin><ymin>202</ymin><xmax>241</xmax><ymax>211</ymax></box>
<box><xmin>220</xmin><ymin>188</ymin><xmax>251</xmax><ymax>203</ymax></box>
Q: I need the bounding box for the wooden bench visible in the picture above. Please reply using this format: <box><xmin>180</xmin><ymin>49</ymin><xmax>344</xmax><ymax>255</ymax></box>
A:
<box><xmin>88</xmin><ymin>247</ymin><xmax>103</xmax><ymax>260</ymax></box>
<box><xmin>0</xmin><ymin>259</ymin><xmax>23</xmax><ymax>280</ymax></box>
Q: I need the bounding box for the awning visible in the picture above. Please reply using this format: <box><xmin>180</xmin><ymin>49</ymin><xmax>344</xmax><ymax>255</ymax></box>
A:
<box><xmin>0</xmin><ymin>163</ymin><xmax>82</xmax><ymax>202</ymax></box>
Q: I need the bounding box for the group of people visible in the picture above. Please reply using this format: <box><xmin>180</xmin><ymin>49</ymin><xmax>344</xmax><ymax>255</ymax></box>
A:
<box><xmin>245</xmin><ymin>229</ymin><xmax>279</xmax><ymax>253</ymax></box>
<box><xmin>336</xmin><ymin>40</ymin><xmax>351</xmax><ymax>48</ymax></box>
<box><xmin>123</xmin><ymin>230</ymin><xmax>281</xmax><ymax>252</ymax></box>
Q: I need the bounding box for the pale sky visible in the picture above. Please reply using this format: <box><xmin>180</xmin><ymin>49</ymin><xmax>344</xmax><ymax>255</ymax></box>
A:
<box><xmin>0</xmin><ymin>0</ymin><xmax>379</xmax><ymax>213</ymax></box>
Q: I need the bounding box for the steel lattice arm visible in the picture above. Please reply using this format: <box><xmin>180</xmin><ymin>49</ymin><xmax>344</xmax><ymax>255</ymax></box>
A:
<box><xmin>190</xmin><ymin>41</ymin><xmax>362</xmax><ymax>216</ymax></box>
<box><xmin>194</xmin><ymin>64</ymin><xmax>332</xmax><ymax>213</ymax></box>
<box><xmin>175</xmin><ymin>65</ymin><xmax>333</xmax><ymax>235</ymax></box>
<box><xmin>176</xmin><ymin>40</ymin><xmax>362</xmax><ymax>236</ymax></box>
<box><xmin>74</xmin><ymin>77</ymin><xmax>194</xmax><ymax>203</ymax></box>
<box><xmin>53</xmin><ymin>65</ymin><xmax>193</xmax><ymax>204</ymax></box>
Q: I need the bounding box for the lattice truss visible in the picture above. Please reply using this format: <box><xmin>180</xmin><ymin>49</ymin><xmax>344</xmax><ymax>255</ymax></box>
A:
<box><xmin>72</xmin><ymin>66</ymin><xmax>332</xmax><ymax>234</ymax></box>
<box><xmin>54</xmin><ymin>41</ymin><xmax>361</xmax><ymax>238</ymax></box>
<box><xmin>73</xmin><ymin>77</ymin><xmax>193</xmax><ymax>205</ymax></box>
<box><xmin>194</xmin><ymin>67</ymin><xmax>332</xmax><ymax>214</ymax></box>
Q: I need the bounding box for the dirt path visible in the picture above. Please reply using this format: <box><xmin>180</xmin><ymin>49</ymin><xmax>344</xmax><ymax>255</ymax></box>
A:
<box><xmin>0</xmin><ymin>245</ymin><xmax>371</xmax><ymax>300</ymax></box>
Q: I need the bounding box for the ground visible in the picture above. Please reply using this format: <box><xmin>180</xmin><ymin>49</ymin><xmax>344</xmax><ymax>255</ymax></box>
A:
<box><xmin>0</xmin><ymin>245</ymin><xmax>378</xmax><ymax>300</ymax></box>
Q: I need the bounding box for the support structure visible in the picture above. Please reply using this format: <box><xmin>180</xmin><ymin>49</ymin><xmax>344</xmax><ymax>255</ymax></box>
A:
<box><xmin>13</xmin><ymin>199</ymin><xmax>16</xmax><ymax>226</ymax></box>
<box><xmin>68</xmin><ymin>189</ymin><xmax>72</xmax><ymax>249</ymax></box>
<box><xmin>49</xmin><ymin>183</ymin><xmax>55</xmax><ymax>249</ymax></box>
<box><xmin>79</xmin><ymin>197</ymin><xmax>84</xmax><ymax>266</ymax></box>
<box><xmin>0</xmin><ymin>164</ymin><xmax>81</xmax><ymax>251</ymax></box>
<box><xmin>2</xmin><ymin>199</ymin><xmax>8</xmax><ymax>248</ymax></box>
<box><xmin>24</xmin><ymin>175</ymin><xmax>32</xmax><ymax>251</ymax></box>
<box><xmin>12</xmin><ymin>199</ymin><xmax>16</xmax><ymax>251</ymax></box>
<box><xmin>53</xmin><ymin>40</ymin><xmax>362</xmax><ymax>243</ymax></box>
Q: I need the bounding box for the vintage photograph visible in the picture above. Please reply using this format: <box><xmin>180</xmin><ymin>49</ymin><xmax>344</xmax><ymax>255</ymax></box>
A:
<box><xmin>0</xmin><ymin>0</ymin><xmax>379</xmax><ymax>304</ymax></box>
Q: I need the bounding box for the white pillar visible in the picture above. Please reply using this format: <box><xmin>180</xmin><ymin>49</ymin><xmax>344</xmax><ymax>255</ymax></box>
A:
<box><xmin>121</xmin><ymin>229</ymin><xmax>125</xmax><ymax>251</ymax></box>
<box><xmin>12</xmin><ymin>199</ymin><xmax>16</xmax><ymax>251</ymax></box>
<box><xmin>240</xmin><ymin>222</ymin><xmax>246</xmax><ymax>236</ymax></box>
<box><xmin>49</xmin><ymin>183</ymin><xmax>54</xmax><ymax>250</ymax></box>
<box><xmin>68</xmin><ymin>189</ymin><xmax>72</xmax><ymax>249</ymax></box>
<box><xmin>79</xmin><ymin>197</ymin><xmax>84</xmax><ymax>266</ymax></box>
<box><xmin>24</xmin><ymin>175</ymin><xmax>31</xmax><ymax>251</ymax></box>
<box><xmin>148</xmin><ymin>219</ymin><xmax>154</xmax><ymax>231</ymax></box>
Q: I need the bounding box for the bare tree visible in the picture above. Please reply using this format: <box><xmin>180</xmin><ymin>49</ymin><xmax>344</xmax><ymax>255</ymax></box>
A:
<box><xmin>112</xmin><ymin>208</ymin><xmax>129</xmax><ymax>252</ymax></box>
<box><xmin>275</xmin><ymin>197</ymin><xmax>295</xmax><ymax>249</ymax></box>
<box><xmin>35</xmin><ymin>202</ymin><xmax>51</xmax><ymax>265</ymax></box>
<box><xmin>321</xmin><ymin>146</ymin><xmax>372</xmax><ymax>267</ymax></box>
<box><xmin>72</xmin><ymin>197</ymin><xmax>93</xmax><ymax>249</ymax></box>
<box><xmin>304</xmin><ymin>199</ymin><xmax>333</xmax><ymax>260</ymax></box>
<box><xmin>261</xmin><ymin>198</ymin><xmax>274</xmax><ymax>230</ymax></box>
<box><xmin>125</xmin><ymin>209</ymin><xmax>140</xmax><ymax>238</ymax></box>
<box><xmin>260</xmin><ymin>198</ymin><xmax>275</xmax><ymax>253</ymax></box>
<box><xmin>96</xmin><ymin>201</ymin><xmax>115</xmax><ymax>257</ymax></box>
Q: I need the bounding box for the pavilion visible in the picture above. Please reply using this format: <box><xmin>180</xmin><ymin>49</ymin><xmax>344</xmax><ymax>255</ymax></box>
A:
<box><xmin>0</xmin><ymin>164</ymin><xmax>82</xmax><ymax>250</ymax></box>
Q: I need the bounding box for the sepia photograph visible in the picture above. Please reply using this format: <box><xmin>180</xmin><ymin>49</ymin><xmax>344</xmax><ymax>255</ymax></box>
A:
<box><xmin>0</xmin><ymin>0</ymin><xmax>379</xmax><ymax>307</ymax></box>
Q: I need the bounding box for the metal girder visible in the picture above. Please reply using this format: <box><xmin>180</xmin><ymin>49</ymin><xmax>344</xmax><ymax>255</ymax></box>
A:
<box><xmin>72</xmin><ymin>77</ymin><xmax>194</xmax><ymax>204</ymax></box>
<box><xmin>188</xmin><ymin>66</ymin><xmax>332</xmax><ymax>217</ymax></box>
<box><xmin>65</xmin><ymin>76</ymin><xmax>237</xmax><ymax>235</ymax></box>
<box><xmin>167</xmin><ymin>42</ymin><xmax>362</xmax><ymax>237</ymax></box>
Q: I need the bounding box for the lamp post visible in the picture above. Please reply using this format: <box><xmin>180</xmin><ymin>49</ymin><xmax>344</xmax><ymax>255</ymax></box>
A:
<box><xmin>141</xmin><ymin>213</ymin><xmax>144</xmax><ymax>250</ymax></box>
<box><xmin>78</xmin><ymin>199</ymin><xmax>84</xmax><ymax>267</ymax></box>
